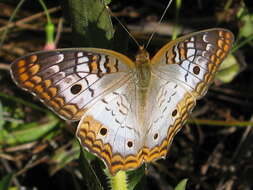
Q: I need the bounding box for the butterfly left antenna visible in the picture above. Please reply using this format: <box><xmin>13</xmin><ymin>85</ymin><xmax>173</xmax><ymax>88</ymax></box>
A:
<box><xmin>145</xmin><ymin>0</ymin><xmax>174</xmax><ymax>49</ymax></box>
<box><xmin>105</xmin><ymin>5</ymin><xmax>141</xmax><ymax>48</ymax></box>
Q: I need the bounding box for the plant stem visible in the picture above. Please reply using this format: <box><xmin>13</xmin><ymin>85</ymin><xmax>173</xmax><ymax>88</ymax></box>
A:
<box><xmin>38</xmin><ymin>0</ymin><xmax>52</xmax><ymax>24</ymax></box>
<box><xmin>232</xmin><ymin>33</ymin><xmax>253</xmax><ymax>53</ymax></box>
<box><xmin>110</xmin><ymin>171</ymin><xmax>128</xmax><ymax>190</ymax></box>
<box><xmin>0</xmin><ymin>92</ymin><xmax>48</xmax><ymax>113</ymax></box>
<box><xmin>188</xmin><ymin>118</ymin><xmax>253</xmax><ymax>127</ymax></box>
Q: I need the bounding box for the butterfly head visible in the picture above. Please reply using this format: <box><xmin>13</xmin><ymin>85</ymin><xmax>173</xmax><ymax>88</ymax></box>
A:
<box><xmin>135</xmin><ymin>46</ymin><xmax>150</xmax><ymax>65</ymax></box>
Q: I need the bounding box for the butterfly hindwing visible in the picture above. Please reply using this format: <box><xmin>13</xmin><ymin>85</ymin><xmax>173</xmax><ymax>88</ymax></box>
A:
<box><xmin>142</xmin><ymin>77</ymin><xmax>196</xmax><ymax>162</ymax></box>
<box><xmin>11</xmin><ymin>48</ymin><xmax>134</xmax><ymax>121</ymax></box>
<box><xmin>76</xmin><ymin>61</ymin><xmax>197</xmax><ymax>174</ymax></box>
<box><xmin>76</xmin><ymin>78</ymin><xmax>145</xmax><ymax>174</ymax></box>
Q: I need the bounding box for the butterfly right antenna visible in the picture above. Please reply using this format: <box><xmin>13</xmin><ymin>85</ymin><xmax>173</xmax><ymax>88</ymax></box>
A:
<box><xmin>145</xmin><ymin>0</ymin><xmax>174</xmax><ymax>49</ymax></box>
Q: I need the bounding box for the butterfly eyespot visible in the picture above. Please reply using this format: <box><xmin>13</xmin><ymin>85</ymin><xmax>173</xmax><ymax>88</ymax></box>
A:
<box><xmin>172</xmin><ymin>109</ymin><xmax>177</xmax><ymax>117</ymax></box>
<box><xmin>70</xmin><ymin>84</ymin><xmax>82</xmax><ymax>94</ymax></box>
<box><xmin>153</xmin><ymin>133</ymin><xmax>159</xmax><ymax>140</ymax></box>
<box><xmin>127</xmin><ymin>141</ymin><xmax>133</xmax><ymax>148</ymax></box>
<box><xmin>193</xmin><ymin>66</ymin><xmax>200</xmax><ymax>75</ymax></box>
<box><xmin>99</xmin><ymin>127</ymin><xmax>108</xmax><ymax>136</ymax></box>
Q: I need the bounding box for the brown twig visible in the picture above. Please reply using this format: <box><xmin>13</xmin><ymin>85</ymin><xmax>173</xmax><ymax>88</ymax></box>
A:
<box><xmin>4</xmin><ymin>142</ymin><xmax>38</xmax><ymax>152</ymax></box>
<box><xmin>55</xmin><ymin>17</ymin><xmax>64</xmax><ymax>47</ymax></box>
<box><xmin>0</xmin><ymin>63</ymin><xmax>10</xmax><ymax>71</ymax></box>
<box><xmin>0</xmin><ymin>6</ymin><xmax>61</xmax><ymax>32</ymax></box>
<box><xmin>0</xmin><ymin>153</ymin><xmax>17</xmax><ymax>161</ymax></box>
<box><xmin>16</xmin><ymin>155</ymin><xmax>49</xmax><ymax>176</ymax></box>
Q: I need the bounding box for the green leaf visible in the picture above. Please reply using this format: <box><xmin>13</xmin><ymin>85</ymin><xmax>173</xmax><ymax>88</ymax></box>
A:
<box><xmin>236</xmin><ymin>3</ymin><xmax>253</xmax><ymax>39</ymax></box>
<box><xmin>216</xmin><ymin>54</ymin><xmax>240</xmax><ymax>83</ymax></box>
<box><xmin>0</xmin><ymin>173</ymin><xmax>13</xmax><ymax>190</ymax></box>
<box><xmin>0</xmin><ymin>114</ymin><xmax>60</xmax><ymax>146</ymax></box>
<box><xmin>175</xmin><ymin>178</ymin><xmax>188</xmax><ymax>190</ymax></box>
<box><xmin>83</xmin><ymin>147</ymin><xmax>97</xmax><ymax>161</ymax></box>
<box><xmin>78</xmin><ymin>145</ymin><xmax>103</xmax><ymax>190</ymax></box>
<box><xmin>62</xmin><ymin>0</ymin><xmax>114</xmax><ymax>48</ymax></box>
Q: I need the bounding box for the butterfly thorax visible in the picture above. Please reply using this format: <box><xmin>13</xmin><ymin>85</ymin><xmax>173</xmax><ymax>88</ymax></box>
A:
<box><xmin>135</xmin><ymin>47</ymin><xmax>151</xmax><ymax>89</ymax></box>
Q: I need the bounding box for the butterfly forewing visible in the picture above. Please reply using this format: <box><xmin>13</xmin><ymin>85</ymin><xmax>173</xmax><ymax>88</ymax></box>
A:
<box><xmin>151</xmin><ymin>28</ymin><xmax>234</xmax><ymax>98</ymax></box>
<box><xmin>10</xmin><ymin>48</ymin><xmax>134</xmax><ymax>121</ymax></box>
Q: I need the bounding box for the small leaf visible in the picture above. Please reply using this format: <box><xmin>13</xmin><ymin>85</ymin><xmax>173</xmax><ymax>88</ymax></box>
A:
<box><xmin>62</xmin><ymin>0</ymin><xmax>114</xmax><ymax>48</ymax></box>
<box><xmin>127</xmin><ymin>166</ymin><xmax>145</xmax><ymax>190</ymax></box>
<box><xmin>0</xmin><ymin>173</ymin><xmax>13</xmax><ymax>190</ymax></box>
<box><xmin>216</xmin><ymin>54</ymin><xmax>240</xmax><ymax>83</ymax></box>
<box><xmin>175</xmin><ymin>178</ymin><xmax>188</xmax><ymax>190</ymax></box>
<box><xmin>236</xmin><ymin>3</ymin><xmax>253</xmax><ymax>39</ymax></box>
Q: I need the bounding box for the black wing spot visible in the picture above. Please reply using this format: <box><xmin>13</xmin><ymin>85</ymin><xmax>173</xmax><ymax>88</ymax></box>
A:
<box><xmin>172</xmin><ymin>109</ymin><xmax>178</xmax><ymax>117</ymax></box>
<box><xmin>70</xmin><ymin>84</ymin><xmax>82</xmax><ymax>94</ymax></box>
<box><xmin>99</xmin><ymin>127</ymin><xmax>108</xmax><ymax>136</ymax></box>
<box><xmin>154</xmin><ymin>133</ymin><xmax>159</xmax><ymax>140</ymax></box>
<box><xmin>193</xmin><ymin>66</ymin><xmax>200</xmax><ymax>75</ymax></box>
<box><xmin>127</xmin><ymin>141</ymin><xmax>133</xmax><ymax>148</ymax></box>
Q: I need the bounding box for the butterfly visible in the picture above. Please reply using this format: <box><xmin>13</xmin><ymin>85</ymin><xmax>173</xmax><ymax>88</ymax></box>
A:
<box><xmin>10</xmin><ymin>28</ymin><xmax>234</xmax><ymax>175</ymax></box>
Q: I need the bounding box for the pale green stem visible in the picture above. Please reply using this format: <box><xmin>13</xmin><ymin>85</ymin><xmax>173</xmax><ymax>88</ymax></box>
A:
<box><xmin>231</xmin><ymin>33</ymin><xmax>253</xmax><ymax>53</ymax></box>
<box><xmin>172</xmin><ymin>0</ymin><xmax>182</xmax><ymax>40</ymax></box>
<box><xmin>110</xmin><ymin>171</ymin><xmax>128</xmax><ymax>190</ymax></box>
<box><xmin>188</xmin><ymin>118</ymin><xmax>253</xmax><ymax>127</ymax></box>
<box><xmin>37</xmin><ymin>0</ymin><xmax>55</xmax><ymax>44</ymax></box>
<box><xmin>37</xmin><ymin>0</ymin><xmax>52</xmax><ymax>24</ymax></box>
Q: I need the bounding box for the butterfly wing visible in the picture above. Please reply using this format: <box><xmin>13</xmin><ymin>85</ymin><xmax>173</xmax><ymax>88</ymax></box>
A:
<box><xmin>143</xmin><ymin>29</ymin><xmax>234</xmax><ymax>161</ymax></box>
<box><xmin>11</xmin><ymin>47</ymin><xmax>147</xmax><ymax>174</ymax></box>
<box><xmin>76</xmin><ymin>78</ymin><xmax>146</xmax><ymax>174</ymax></box>
<box><xmin>142</xmin><ymin>78</ymin><xmax>196</xmax><ymax>162</ymax></box>
<box><xmin>151</xmin><ymin>28</ymin><xmax>234</xmax><ymax>98</ymax></box>
<box><xmin>10</xmin><ymin>48</ymin><xmax>135</xmax><ymax>121</ymax></box>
